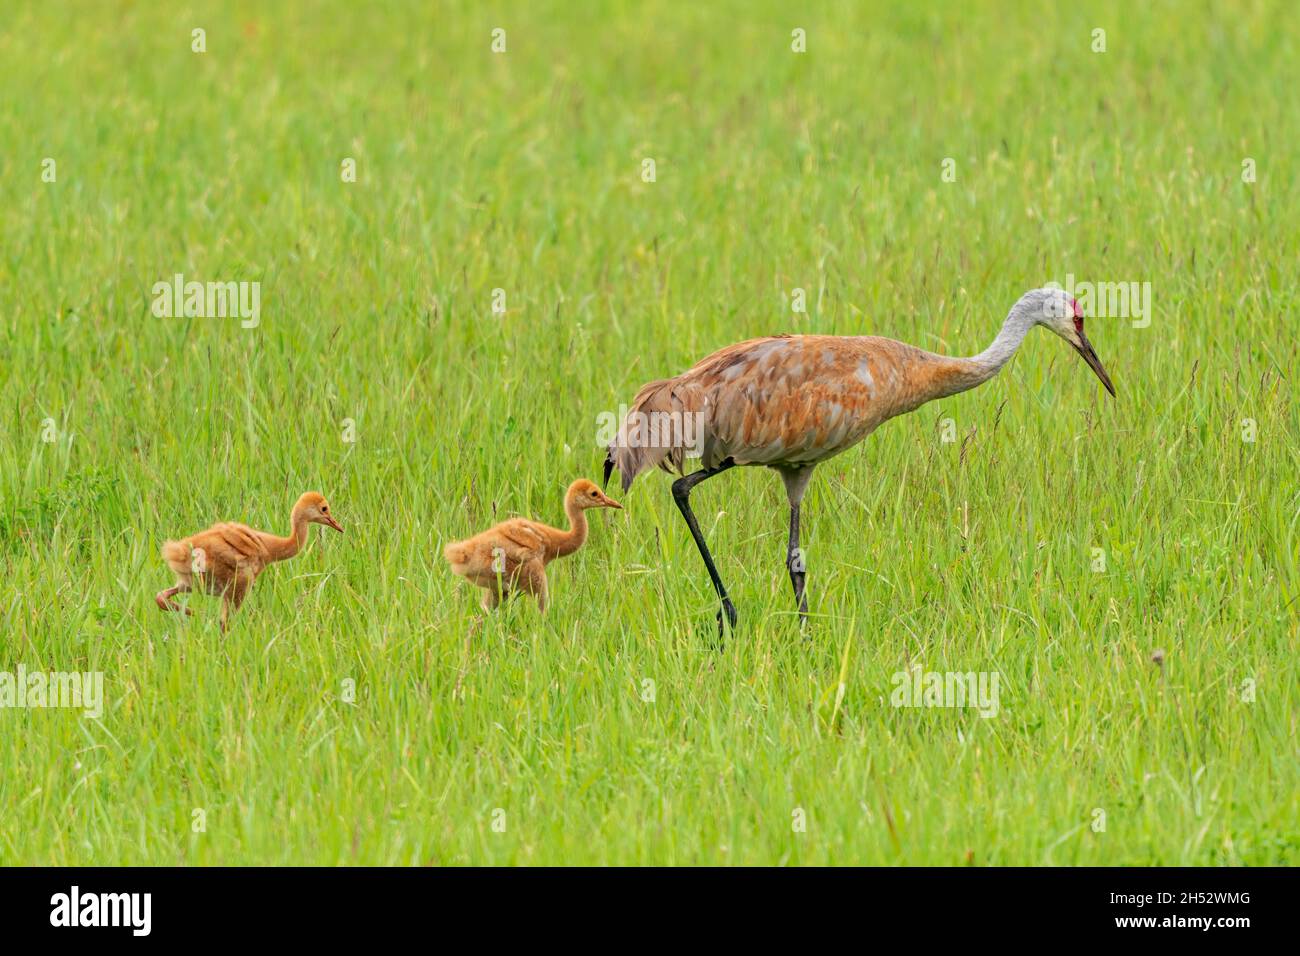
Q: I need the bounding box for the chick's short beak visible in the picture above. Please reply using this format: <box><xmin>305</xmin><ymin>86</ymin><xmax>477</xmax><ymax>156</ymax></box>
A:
<box><xmin>1073</xmin><ymin>331</ymin><xmax>1116</xmax><ymax>398</ymax></box>
<box><xmin>323</xmin><ymin>515</ymin><xmax>344</xmax><ymax>533</ymax></box>
<box><xmin>603</xmin><ymin>495</ymin><xmax>623</xmax><ymax>510</ymax></box>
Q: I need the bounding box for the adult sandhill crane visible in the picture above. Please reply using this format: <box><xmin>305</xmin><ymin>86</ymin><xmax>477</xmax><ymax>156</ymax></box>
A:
<box><xmin>604</xmin><ymin>287</ymin><xmax>1114</xmax><ymax>634</ymax></box>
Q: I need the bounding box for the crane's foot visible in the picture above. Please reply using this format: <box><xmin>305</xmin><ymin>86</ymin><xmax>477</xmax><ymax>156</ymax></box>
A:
<box><xmin>155</xmin><ymin>588</ymin><xmax>192</xmax><ymax>615</ymax></box>
<box><xmin>716</xmin><ymin>598</ymin><xmax>738</xmax><ymax>637</ymax></box>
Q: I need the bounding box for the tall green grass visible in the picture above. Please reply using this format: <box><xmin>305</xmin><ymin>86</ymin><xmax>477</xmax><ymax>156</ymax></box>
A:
<box><xmin>0</xmin><ymin>0</ymin><xmax>1295</xmax><ymax>864</ymax></box>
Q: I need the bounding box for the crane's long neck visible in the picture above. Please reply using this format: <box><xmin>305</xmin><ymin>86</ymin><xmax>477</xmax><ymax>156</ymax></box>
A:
<box><xmin>265</xmin><ymin>507</ymin><xmax>310</xmax><ymax>562</ymax></box>
<box><xmin>548</xmin><ymin>493</ymin><xmax>588</xmax><ymax>559</ymax></box>
<box><xmin>969</xmin><ymin>306</ymin><xmax>1037</xmax><ymax>381</ymax></box>
<box><xmin>925</xmin><ymin>306</ymin><xmax>1038</xmax><ymax>400</ymax></box>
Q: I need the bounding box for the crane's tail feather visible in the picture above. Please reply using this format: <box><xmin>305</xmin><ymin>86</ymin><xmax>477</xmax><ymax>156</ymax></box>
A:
<box><xmin>443</xmin><ymin>540</ymin><xmax>471</xmax><ymax>574</ymax></box>
<box><xmin>605</xmin><ymin>378</ymin><xmax>706</xmax><ymax>492</ymax></box>
<box><xmin>161</xmin><ymin>539</ymin><xmax>192</xmax><ymax>578</ymax></box>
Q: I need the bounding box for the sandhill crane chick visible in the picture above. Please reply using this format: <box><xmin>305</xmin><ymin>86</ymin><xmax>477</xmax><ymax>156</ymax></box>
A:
<box><xmin>444</xmin><ymin>479</ymin><xmax>622</xmax><ymax>612</ymax></box>
<box><xmin>156</xmin><ymin>491</ymin><xmax>344</xmax><ymax>630</ymax></box>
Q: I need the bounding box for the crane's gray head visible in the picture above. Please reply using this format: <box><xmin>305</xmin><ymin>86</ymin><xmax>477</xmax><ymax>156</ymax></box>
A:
<box><xmin>1015</xmin><ymin>287</ymin><xmax>1116</xmax><ymax>397</ymax></box>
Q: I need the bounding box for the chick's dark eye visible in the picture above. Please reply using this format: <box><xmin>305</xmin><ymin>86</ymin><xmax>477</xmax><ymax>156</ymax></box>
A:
<box><xmin>590</xmin><ymin>491</ymin><xmax>598</xmax><ymax>497</ymax></box>
<box><xmin>322</xmin><ymin>506</ymin><xmax>329</xmax><ymax>513</ymax></box>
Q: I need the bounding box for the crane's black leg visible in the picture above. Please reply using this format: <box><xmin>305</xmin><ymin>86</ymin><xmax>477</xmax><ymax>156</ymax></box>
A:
<box><xmin>671</xmin><ymin>460</ymin><xmax>737</xmax><ymax>636</ymax></box>
<box><xmin>776</xmin><ymin>465</ymin><xmax>815</xmax><ymax>627</ymax></box>
<box><xmin>787</xmin><ymin>502</ymin><xmax>809</xmax><ymax>623</ymax></box>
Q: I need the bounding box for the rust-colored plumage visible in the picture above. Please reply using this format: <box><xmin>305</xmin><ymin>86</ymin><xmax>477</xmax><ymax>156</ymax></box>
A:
<box><xmin>156</xmin><ymin>491</ymin><xmax>344</xmax><ymax>630</ymax></box>
<box><xmin>605</xmin><ymin>288</ymin><xmax>1115</xmax><ymax>632</ymax></box>
<box><xmin>444</xmin><ymin>479</ymin><xmax>622</xmax><ymax>612</ymax></box>
<box><xmin>611</xmin><ymin>333</ymin><xmax>977</xmax><ymax>480</ymax></box>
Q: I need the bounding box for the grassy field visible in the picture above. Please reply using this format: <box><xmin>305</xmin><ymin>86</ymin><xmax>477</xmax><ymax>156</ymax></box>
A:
<box><xmin>0</xmin><ymin>0</ymin><xmax>1296</xmax><ymax>865</ymax></box>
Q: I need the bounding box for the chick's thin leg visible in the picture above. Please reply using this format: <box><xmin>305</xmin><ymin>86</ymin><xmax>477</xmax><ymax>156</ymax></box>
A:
<box><xmin>518</xmin><ymin>559</ymin><xmax>549</xmax><ymax>613</ymax></box>
<box><xmin>220</xmin><ymin>575</ymin><xmax>252</xmax><ymax>632</ymax></box>
<box><xmin>156</xmin><ymin>583</ymin><xmax>193</xmax><ymax>615</ymax></box>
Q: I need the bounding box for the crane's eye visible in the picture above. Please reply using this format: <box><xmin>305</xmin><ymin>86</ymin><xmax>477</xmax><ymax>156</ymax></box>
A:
<box><xmin>322</xmin><ymin>506</ymin><xmax>329</xmax><ymax>513</ymax></box>
<box><xmin>590</xmin><ymin>491</ymin><xmax>598</xmax><ymax>498</ymax></box>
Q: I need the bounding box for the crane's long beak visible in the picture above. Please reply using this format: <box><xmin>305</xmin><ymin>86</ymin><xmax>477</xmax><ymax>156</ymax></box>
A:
<box><xmin>323</xmin><ymin>515</ymin><xmax>344</xmax><ymax>533</ymax></box>
<box><xmin>1073</xmin><ymin>331</ymin><xmax>1116</xmax><ymax>397</ymax></box>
